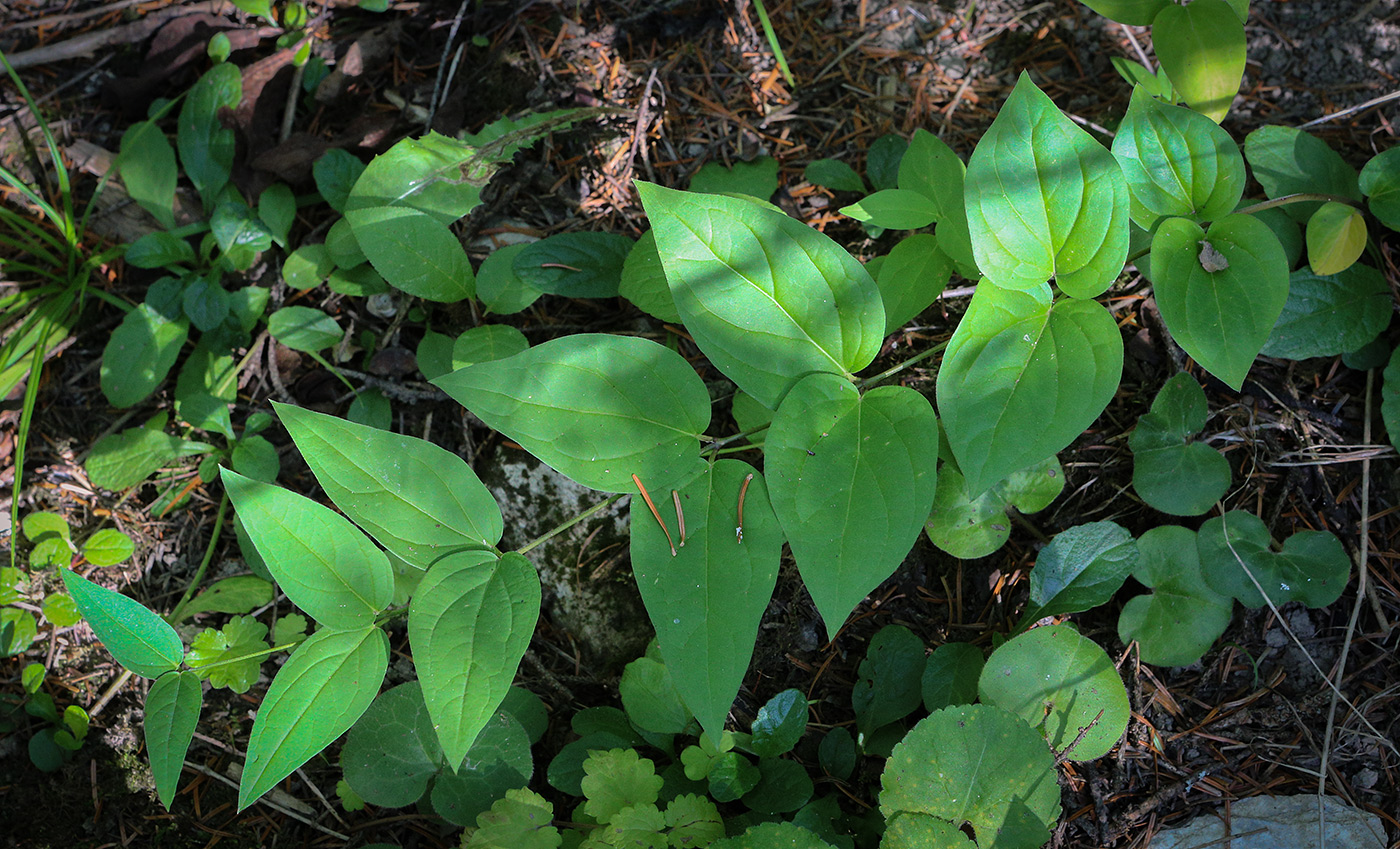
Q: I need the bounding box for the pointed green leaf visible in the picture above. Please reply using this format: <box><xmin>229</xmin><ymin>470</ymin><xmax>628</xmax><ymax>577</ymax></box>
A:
<box><xmin>267</xmin><ymin>306</ymin><xmax>341</xmax><ymax>353</ymax></box>
<box><xmin>452</xmin><ymin>325</ymin><xmax>529</xmax><ymax>369</ymax></box>
<box><xmin>512</xmin><ymin>232</ymin><xmax>632</xmax><ymax>298</ymax></box>
<box><xmin>177</xmin><ymin>64</ymin><xmax>240</xmax><ymax>207</ymax></box>
<box><xmin>409</xmin><ymin>551</ymin><xmax>540</xmax><ymax>770</ymax></box>
<box><xmin>1153</xmin><ymin>0</ymin><xmax>1245</xmax><ymax>122</ymax></box>
<box><xmin>177</xmin><ymin>576</ymin><xmax>274</xmax><ymax>619</ymax></box>
<box><xmin>345</xmin><ymin>206</ymin><xmax>474</xmax><ymax>302</ymax></box>
<box><xmin>875</xmin><ymin>234</ymin><xmax>951</xmax><ymax>334</ymax></box>
<box><xmin>1198</xmin><ymin>512</ymin><xmax>1350</xmax><ymax>609</ymax></box>
<box><xmin>1111</xmin><ymin>58</ymin><xmax>1173</xmax><ymax>99</ymax></box>
<box><xmin>619</xmin><ymin>655</ymin><xmax>692</xmax><ymax>735</ymax></box>
<box><xmin>964</xmin><ymin>73</ymin><xmax>1129</xmax><ymax>298</ymax></box>
<box><xmin>852</xmin><ymin>624</ymin><xmax>926</xmax><ymax>736</ymax></box>
<box><xmin>921</xmin><ymin>642</ymin><xmax>983</xmax><ymax>712</ymax></box>
<box><xmin>101</xmin><ymin>305</ymin><xmax>189</xmax><ymax>408</ymax></box>
<box><xmin>477</xmin><ymin>243</ymin><xmax>543</xmax><ymax>315</ymax></box>
<box><xmin>1305</xmin><ymin>202</ymin><xmax>1367</xmax><ymax>275</ymax></box>
<box><xmin>750</xmin><ymin>689</ymin><xmax>808</xmax><ymax>759</ymax></box>
<box><xmin>1118</xmin><ymin>526</ymin><xmax>1233</xmax><ymax>667</ymax></box>
<box><xmin>765</xmin><ymin>374</ymin><xmax>940</xmax><ymax>637</ymax></box>
<box><xmin>313</xmin><ymin>149</ymin><xmax>365</xmax><ymax>213</ymax></box>
<box><xmin>1130</xmin><ymin>373</ymin><xmax>1230</xmax><ymax>516</ymax></box>
<box><xmin>620</xmin><ymin>230</ymin><xmax>682</xmax><ymax>323</ymax></box>
<box><xmin>1262</xmin><ymin>264</ymin><xmax>1391</xmax><ymax>360</ymax></box>
<box><xmin>840</xmin><ymin>189</ymin><xmax>939</xmax><ymax>230</ymax></box>
<box><xmin>145</xmin><ymin>670</ymin><xmax>203</xmax><ymax>809</ymax></box>
<box><xmin>276</xmin><ymin>402</ymin><xmax>503</xmax><ymax>564</ymax></box>
<box><xmin>1148</xmin><ymin>214</ymin><xmax>1289</xmax><ymax>389</ymax></box>
<box><xmin>897</xmin><ymin>130</ymin><xmax>966</xmax><ymax>218</ymax></box>
<box><xmin>433</xmin><ymin>333</ymin><xmax>710</xmax><ymax>493</ymax></box>
<box><xmin>86</xmin><ymin>415</ymin><xmax>209</xmax><ymax>491</ymax></box>
<box><xmin>222</xmin><ymin>469</ymin><xmax>394</xmax><ymax>628</ymax></box>
<box><xmin>636</xmin><ymin>182</ymin><xmax>884</xmax><ymax>409</ymax></box>
<box><xmin>239</xmin><ymin>625</ymin><xmax>388</xmax><ymax>810</ymax></box>
<box><xmin>804</xmin><ymin>158</ymin><xmax>865</xmax><ymax>193</ymax></box>
<box><xmin>1359</xmin><ymin>147</ymin><xmax>1400</xmax><ymax>231</ymax></box>
<box><xmin>61</xmin><ymin>570</ymin><xmax>182</xmax><ymax>678</ymax></box>
<box><xmin>1244</xmin><ymin>126</ymin><xmax>1361</xmax><ymax>221</ymax></box>
<box><xmin>1076</xmin><ymin>0</ymin><xmax>1169</xmax><ymax>26</ymax></box>
<box><xmin>937</xmin><ymin>281</ymin><xmax>1123</xmax><ymax>494</ymax></box>
<box><xmin>1112</xmin><ymin>86</ymin><xmax>1245</xmax><ymax>228</ymax></box>
<box><xmin>630</xmin><ymin>461</ymin><xmax>783</xmax><ymax>743</ymax></box>
<box><xmin>118</xmin><ymin>120</ymin><xmax>178</xmax><ymax>230</ymax></box>
<box><xmin>341</xmin><ymin>681</ymin><xmax>443</xmax><ymax>807</ymax></box>
<box><xmin>1018</xmin><ymin>521</ymin><xmax>1138</xmax><ymax>628</ymax></box>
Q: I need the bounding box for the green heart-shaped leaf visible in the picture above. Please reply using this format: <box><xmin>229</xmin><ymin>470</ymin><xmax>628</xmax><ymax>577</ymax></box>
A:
<box><xmin>1244</xmin><ymin>126</ymin><xmax>1361</xmax><ymax>222</ymax></box>
<box><xmin>1197</xmin><ymin>512</ymin><xmax>1350</xmax><ymax>609</ymax></box>
<box><xmin>341</xmin><ymin>681</ymin><xmax>443</xmax><ymax>807</ymax></box>
<box><xmin>875</xmin><ymin>234</ymin><xmax>951</xmax><ymax>334</ymax></box>
<box><xmin>1018</xmin><ymin>521</ymin><xmax>1138</xmax><ymax>627</ymax></box>
<box><xmin>1359</xmin><ymin>147</ymin><xmax>1400</xmax><ymax>231</ymax></box>
<box><xmin>1261</xmin><ymin>265</ymin><xmax>1390</xmax><ymax>360</ymax></box>
<box><xmin>1130</xmin><ymin>373</ymin><xmax>1230</xmax><ymax>516</ymax></box>
<box><xmin>1153</xmin><ymin>0</ymin><xmax>1245</xmax><ymax>122</ymax></box>
<box><xmin>1305</xmin><ymin>202</ymin><xmax>1367</xmax><ymax>275</ymax></box>
<box><xmin>512</xmin><ymin>232</ymin><xmax>632</xmax><ymax>298</ymax></box>
<box><xmin>1118</xmin><ymin>526</ymin><xmax>1233</xmax><ymax>667</ymax></box>
<box><xmin>924</xmin><ymin>456</ymin><xmax>1066</xmax><ymax>559</ymax></box>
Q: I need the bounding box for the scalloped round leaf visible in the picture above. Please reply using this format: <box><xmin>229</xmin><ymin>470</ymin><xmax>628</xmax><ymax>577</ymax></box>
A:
<box><xmin>1130</xmin><ymin>373</ymin><xmax>1230</xmax><ymax>516</ymax></box>
<box><xmin>711</xmin><ymin>820</ymin><xmax>839</xmax><ymax>849</ymax></box>
<box><xmin>431</xmin><ymin>710</ymin><xmax>533</xmax><ymax>826</ymax></box>
<box><xmin>463</xmin><ymin>788</ymin><xmax>561</xmax><ymax>849</ymax></box>
<box><xmin>145</xmin><ymin>670</ymin><xmax>202</xmax><ymax>809</ymax></box>
<box><xmin>342</xmin><ymin>681</ymin><xmax>443</xmax><ymax>808</ymax></box>
<box><xmin>1148</xmin><ymin>214</ymin><xmax>1289</xmax><ymax>389</ymax></box>
<box><xmin>433</xmin><ymin>333</ymin><xmax>710</xmax><ymax>493</ymax></box>
<box><xmin>512</xmin><ymin>231</ymin><xmax>631</xmax><ymax>298</ymax></box>
<box><xmin>345</xmin><ymin>206</ymin><xmax>474</xmax><ymax>302</ymax></box>
<box><xmin>937</xmin><ymin>281</ymin><xmax>1123</xmax><ymax>495</ymax></box>
<box><xmin>239</xmin><ymin>626</ymin><xmax>389</xmax><ymax>811</ymax></box>
<box><xmin>1261</xmin><ymin>265</ymin><xmax>1390</xmax><ymax>360</ymax></box>
<box><xmin>876</xmin><ymin>234</ymin><xmax>952</xmax><ymax>333</ymax></box>
<box><xmin>221</xmin><ymin>469</ymin><xmax>394</xmax><ymax>629</ymax></box>
<box><xmin>765</xmin><ymin>374</ymin><xmax>940</xmax><ymax>637</ymax></box>
<box><xmin>1244</xmin><ymin>126</ymin><xmax>1362</xmax><ymax>222</ymax></box>
<box><xmin>636</xmin><ymin>182</ymin><xmax>884</xmax><ymax>409</ymax></box>
<box><xmin>964</xmin><ymin>73</ymin><xmax>1129</xmax><ymax>298</ymax></box>
<box><xmin>1305</xmin><ymin>202</ymin><xmax>1367</xmax><ymax>275</ymax></box>
<box><xmin>410</xmin><ymin>551</ymin><xmax>540</xmax><ymax>770</ymax></box>
<box><xmin>620</xmin><ymin>229</ymin><xmax>682</xmax><ymax>323</ymax></box>
<box><xmin>1153</xmin><ymin>0</ymin><xmax>1245</xmax><ymax>122</ymax></box>
<box><xmin>925</xmin><ymin>466</ymin><xmax>1012</xmax><ymax>559</ymax></box>
<box><xmin>1359</xmin><ymin>147</ymin><xmax>1400</xmax><ymax>231</ymax></box>
<box><xmin>631</xmin><ymin>461</ymin><xmax>782</xmax><ymax>743</ymax></box>
<box><xmin>1112</xmin><ymin>86</ymin><xmax>1245</xmax><ymax>227</ymax></box>
<box><xmin>1019</xmin><ymin>521</ymin><xmax>1138</xmax><ymax>626</ymax></box>
<box><xmin>881</xmin><ymin>704</ymin><xmax>1060</xmax><ymax>848</ymax></box>
<box><xmin>1198</xmin><ymin>511</ymin><xmax>1350</xmax><ymax>609</ymax></box>
<box><xmin>978</xmin><ymin>625</ymin><xmax>1129</xmax><ymax>761</ymax></box>
<box><xmin>883</xmin><ymin>813</ymin><xmax>976</xmax><ymax>849</ymax></box>
<box><xmin>61</xmin><ymin>570</ymin><xmax>182</xmax><ymax>678</ymax></box>
<box><xmin>921</xmin><ymin>641</ymin><xmax>983</xmax><ymax>713</ymax></box>
<box><xmin>1117</xmin><ymin>526</ymin><xmax>1233</xmax><ymax>667</ymax></box>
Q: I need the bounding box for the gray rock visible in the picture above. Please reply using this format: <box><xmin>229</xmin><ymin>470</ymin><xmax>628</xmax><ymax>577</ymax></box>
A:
<box><xmin>1146</xmin><ymin>794</ymin><xmax>1386</xmax><ymax>849</ymax></box>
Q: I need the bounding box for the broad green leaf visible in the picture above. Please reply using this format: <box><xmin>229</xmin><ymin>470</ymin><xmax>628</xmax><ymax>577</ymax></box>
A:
<box><xmin>1359</xmin><ymin>147</ymin><xmax>1400</xmax><ymax>231</ymax></box>
<box><xmin>630</xmin><ymin>461</ymin><xmax>783</xmax><ymax>743</ymax></box>
<box><xmin>852</xmin><ymin>624</ymin><xmax>926</xmax><ymax>736</ymax></box>
<box><xmin>86</xmin><ymin>415</ymin><xmax>210</xmax><ymax>491</ymax></box>
<box><xmin>101</xmin><ymin>305</ymin><xmax>189</xmax><ymax>407</ymax></box>
<box><xmin>1262</xmin><ymin>265</ymin><xmax>1390</xmax><ymax>361</ymax></box>
<box><xmin>511</xmin><ymin>231</ymin><xmax>631</xmax><ymax>298</ymax></box>
<box><xmin>82</xmin><ymin>529</ymin><xmax>135</xmax><ymax>567</ymax></box>
<box><xmin>277</xmin><ymin>401</ymin><xmax>503</xmax><ymax>561</ymax></box>
<box><xmin>1118</xmin><ymin>526</ymin><xmax>1233</xmax><ymax>666</ymax></box>
<box><xmin>181</xmin><ymin>276</ymin><xmax>231</xmax><ymax>332</ymax></box>
<box><xmin>730</xmin><ymin>391</ymin><xmax>774</xmax><ymax>441</ymax></box>
<box><xmin>41</xmin><ymin>593</ymin><xmax>82</xmax><ymax>627</ymax></box>
<box><xmin>453</xmin><ymin>325</ymin><xmax>529</xmax><ymax>370</ymax></box>
<box><xmin>1251</xmin><ymin>205</ymin><xmax>1305</xmax><ymax>269</ymax></box>
<box><xmin>1076</xmin><ymin>0</ymin><xmax>1169</xmax><ymax>26</ymax></box>
<box><xmin>410</xmin><ymin>551</ymin><xmax>540</xmax><ymax>770</ymax></box>
<box><xmin>937</xmin><ymin>281</ymin><xmax>1122</xmax><ymax>494</ymax></box>
<box><xmin>964</xmin><ymin>73</ymin><xmax>1129</xmax><ymax>298</ymax></box>
<box><xmin>1130</xmin><ymin>373</ymin><xmax>1230</xmax><ymax>516</ymax></box>
<box><xmin>325</xmin><ymin>217</ymin><xmax>365</xmax><ymax>268</ymax></box>
<box><xmin>866</xmin><ymin>134</ymin><xmax>908</xmax><ymax>191</ymax></box>
<box><xmin>341</xmin><ymin>681</ymin><xmax>443</xmax><ymax>807</ymax></box>
<box><xmin>266</xmin><ymin>306</ymin><xmax>341</xmax><ymax>352</ymax></box>
<box><xmin>743</xmin><ymin>758</ymin><xmax>814</xmax><ymax>814</ymax></box>
<box><xmin>313</xmin><ymin>148</ymin><xmax>366</xmax><ymax>213</ymax></box>
<box><xmin>222</xmin><ymin>469</ymin><xmax>394</xmax><ymax>628</ymax></box>
<box><xmin>924</xmin><ymin>456</ymin><xmax>1065</xmax><ymax>559</ymax></box>
<box><xmin>619</xmin><ymin>656</ymin><xmax>692</xmax><ymax>735</ymax></box>
<box><xmin>231</xmin><ymin>435</ymin><xmax>279</xmax><ymax>482</ymax></box>
<box><xmin>1111</xmin><ymin>58</ymin><xmax>1173</xmax><ymax>100</ymax></box>
<box><xmin>619</xmin><ymin>230</ymin><xmax>682</xmax><ymax>323</ymax></box>
<box><xmin>1017</xmin><ymin>521</ymin><xmax>1137</xmax><ymax>628</ymax></box>
<box><xmin>417</xmin><ymin>330</ymin><xmax>455</xmax><ymax>380</ymax></box>
<box><xmin>882</xmin><ymin>813</ymin><xmax>976</xmax><ymax>849</ymax></box>
<box><xmin>1244</xmin><ymin>126</ymin><xmax>1362</xmax><ymax>221</ymax></box>
<box><xmin>750</xmin><ymin>689</ymin><xmax>808</xmax><ymax>759</ymax></box>
<box><xmin>765</xmin><ymin>374</ymin><xmax>940</xmax><ymax>637</ymax></box>
<box><xmin>1112</xmin><ymin>86</ymin><xmax>1245</xmax><ymax>228</ymax></box>
<box><xmin>582</xmin><ymin>748</ymin><xmax>664</xmax><ymax>822</ymax></box>
<box><xmin>690</xmin><ymin>157</ymin><xmax>780</xmax><ymax>199</ymax></box>
<box><xmin>1</xmin><ymin>608</ymin><xmax>38</xmax><ymax>656</ymax></box>
<box><xmin>177</xmin><ymin>575</ymin><xmax>274</xmax><ymax>619</ymax></box>
<box><xmin>1305</xmin><ymin>202</ymin><xmax>1367</xmax><ymax>275</ymax></box>
<box><xmin>118</xmin><ymin>120</ymin><xmax>178</xmax><ymax>229</ymax></box>
<box><xmin>921</xmin><ymin>642</ymin><xmax>983</xmax><ymax>712</ymax></box>
<box><xmin>1153</xmin><ymin>0</ymin><xmax>1245</xmax><ymax>122</ymax></box>
<box><xmin>1148</xmin><ymin>214</ymin><xmax>1289</xmax><ymax>389</ymax></box>
<box><xmin>548</xmin><ymin>730</ymin><xmax>641</xmax><ymax>796</ymax></box>
<box><xmin>178</xmin><ymin>63</ymin><xmax>241</xmax><ymax>207</ymax></box>
<box><xmin>1197</xmin><ymin>512</ymin><xmax>1350</xmax><ymax>609</ymax></box>
<box><xmin>61</xmin><ymin>570</ymin><xmax>182</xmax><ymax>678</ymax></box>
<box><xmin>804</xmin><ymin>158</ymin><xmax>865</xmax><ymax>193</ymax></box>
<box><xmin>145</xmin><ymin>670</ymin><xmax>203</xmax><ymax>809</ymax></box>
<box><xmin>184</xmin><ymin>615</ymin><xmax>269</xmax><ymax>693</ymax></box>
<box><xmin>431</xmin><ymin>709</ymin><xmax>533</xmax><ymax>825</ymax></box>
<box><xmin>1385</xmin><ymin>345</ymin><xmax>1400</xmax><ymax>450</ymax></box>
<box><xmin>239</xmin><ymin>625</ymin><xmax>388</xmax><ymax>810</ymax></box>
<box><xmin>124</xmin><ymin>231</ymin><xmax>196</xmax><ymax>269</ymax></box>
<box><xmin>978</xmin><ymin>625</ymin><xmax>1130</xmax><ymax>761</ymax></box>
<box><xmin>174</xmin><ymin>343</ymin><xmax>237</xmax><ymax>439</ymax></box>
<box><xmin>708</xmin><ymin>751</ymin><xmax>761</xmax><ymax>802</ymax></box>
<box><xmin>713</xmin><ymin>822</ymin><xmax>838</xmax><ymax>849</ymax></box>
<box><xmin>346</xmin><ymin>206</ymin><xmax>474</xmax><ymax>302</ymax></box>
<box><xmin>840</xmin><ymin>189</ymin><xmax>939</xmax><ymax>230</ymax></box>
<box><xmin>258</xmin><ymin>183</ymin><xmax>296</xmax><ymax>247</ymax></box>
<box><xmin>433</xmin><ymin>333</ymin><xmax>711</xmax><ymax>493</ymax></box>
<box><xmin>818</xmin><ymin>728</ymin><xmax>856</xmax><ymax>781</ymax></box>
<box><xmin>22</xmin><ymin>662</ymin><xmax>45</xmax><ymax>694</ymax></box>
<box><xmin>463</xmin><ymin>788</ymin><xmax>562</xmax><ymax>849</ymax></box>
<box><xmin>881</xmin><ymin>705</ymin><xmax>1059</xmax><ymax>849</ymax></box>
<box><xmin>875</xmin><ymin>234</ymin><xmax>951</xmax><ymax>333</ymax></box>
<box><xmin>328</xmin><ymin>265</ymin><xmax>388</xmax><ymax>297</ymax></box>
<box><xmin>897</xmin><ymin>130</ymin><xmax>966</xmax><ymax>221</ymax></box>
<box><xmin>477</xmin><ymin>243</ymin><xmax>543</xmax><ymax>315</ymax></box>
<box><xmin>636</xmin><ymin>182</ymin><xmax>884</xmax><ymax>409</ymax></box>
<box><xmin>211</xmin><ymin>200</ymin><xmax>274</xmax><ymax>266</ymax></box>
<box><xmin>24</xmin><ymin>512</ymin><xmax>69</xmax><ymax>543</ymax></box>
<box><xmin>346</xmin><ymin>130</ymin><xmax>486</xmax><ymax>222</ymax></box>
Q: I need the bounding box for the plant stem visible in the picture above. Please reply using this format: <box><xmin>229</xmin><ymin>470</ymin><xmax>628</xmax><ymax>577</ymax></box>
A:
<box><xmin>517</xmin><ymin>492</ymin><xmax>625</xmax><ymax>555</ymax></box>
<box><xmin>166</xmin><ymin>492</ymin><xmax>229</xmax><ymax>623</ymax></box>
<box><xmin>857</xmin><ymin>341</ymin><xmax>949</xmax><ymax>389</ymax></box>
<box><xmin>1235</xmin><ymin>192</ymin><xmax>1362</xmax><ymax>216</ymax></box>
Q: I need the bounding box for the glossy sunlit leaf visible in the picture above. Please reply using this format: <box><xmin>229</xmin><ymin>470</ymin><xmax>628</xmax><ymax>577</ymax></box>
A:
<box><xmin>1262</xmin><ymin>265</ymin><xmax>1390</xmax><ymax>361</ymax></box>
<box><xmin>1305</xmin><ymin>202</ymin><xmax>1367</xmax><ymax>275</ymax></box>
<box><xmin>1153</xmin><ymin>0</ymin><xmax>1245</xmax><ymax>122</ymax></box>
<box><xmin>177</xmin><ymin>63</ymin><xmax>240</xmax><ymax>207</ymax></box>
<box><xmin>765</xmin><ymin>374</ymin><xmax>939</xmax><ymax>637</ymax></box>
<box><xmin>619</xmin><ymin>230</ymin><xmax>682</xmax><ymax>323</ymax></box>
<box><xmin>876</xmin><ymin>234</ymin><xmax>951</xmax><ymax>334</ymax></box>
<box><xmin>177</xmin><ymin>576</ymin><xmax>272</xmax><ymax>621</ymax></box>
<box><xmin>410</xmin><ymin>551</ymin><xmax>540</xmax><ymax>770</ymax></box>
<box><xmin>185</xmin><ymin>615</ymin><xmax>269</xmax><ymax>694</ymax></box>
<box><xmin>101</xmin><ymin>305</ymin><xmax>189</xmax><ymax>408</ymax></box>
<box><xmin>222</xmin><ymin>469</ymin><xmax>394</xmax><ymax>628</ymax></box>
<box><xmin>434</xmin><ymin>333</ymin><xmax>710</xmax><ymax>493</ymax></box>
<box><xmin>239</xmin><ymin>625</ymin><xmax>388</xmax><ymax>810</ymax></box>
<box><xmin>630</xmin><ymin>461</ymin><xmax>782</xmax><ymax>742</ymax></box>
<box><xmin>346</xmin><ymin>131</ymin><xmax>486</xmax><ymax>222</ymax></box>
<box><xmin>1359</xmin><ymin>147</ymin><xmax>1400</xmax><ymax>231</ymax></box>
<box><xmin>145</xmin><ymin>670</ymin><xmax>203</xmax><ymax>809</ymax></box>
<box><xmin>840</xmin><ymin>189</ymin><xmax>939</xmax><ymax>230</ymax></box>
<box><xmin>897</xmin><ymin>130</ymin><xmax>965</xmax><ymax>218</ymax></box>
<box><xmin>881</xmin><ymin>705</ymin><xmax>1060</xmax><ymax>849</ymax></box>
<box><xmin>118</xmin><ymin>120</ymin><xmax>178</xmax><ymax>229</ymax></box>
<box><xmin>1076</xmin><ymin>0</ymin><xmax>1169</xmax><ymax>25</ymax></box>
<box><xmin>979</xmin><ymin>625</ymin><xmax>1130</xmax><ymax>761</ymax></box>
<box><xmin>1148</xmin><ymin>214</ymin><xmax>1289</xmax><ymax>389</ymax></box>
<box><xmin>751</xmin><ymin>689</ymin><xmax>808</xmax><ymax>759</ymax></box>
<box><xmin>1118</xmin><ymin>526</ymin><xmax>1233</xmax><ymax>667</ymax></box>
<box><xmin>937</xmin><ymin>281</ymin><xmax>1122</xmax><ymax>494</ymax></box>
<box><xmin>636</xmin><ymin>183</ymin><xmax>884</xmax><ymax>409</ymax></box>
<box><xmin>1111</xmin><ymin>58</ymin><xmax>1173</xmax><ymax>100</ymax></box>
<box><xmin>964</xmin><ymin>73</ymin><xmax>1129</xmax><ymax>298</ymax></box>
<box><xmin>1112</xmin><ymin>86</ymin><xmax>1245</xmax><ymax>227</ymax></box>
<box><xmin>342</xmin><ymin>681</ymin><xmax>443</xmax><ymax>807</ymax></box>
<box><xmin>1018</xmin><ymin>521</ymin><xmax>1138</xmax><ymax>627</ymax></box>
<box><xmin>1130</xmin><ymin>373</ymin><xmax>1230</xmax><ymax>516</ymax></box>
<box><xmin>1197</xmin><ymin>512</ymin><xmax>1350</xmax><ymax>609</ymax></box>
<box><xmin>61</xmin><ymin>570</ymin><xmax>182</xmax><ymax>678</ymax></box>
<box><xmin>346</xmin><ymin>206</ymin><xmax>474</xmax><ymax>302</ymax></box>
<box><xmin>512</xmin><ymin>231</ymin><xmax>631</xmax><ymax>298</ymax></box>
<box><xmin>277</xmin><ymin>402</ymin><xmax>503</xmax><ymax>564</ymax></box>
<box><xmin>1244</xmin><ymin>126</ymin><xmax>1361</xmax><ymax>221</ymax></box>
